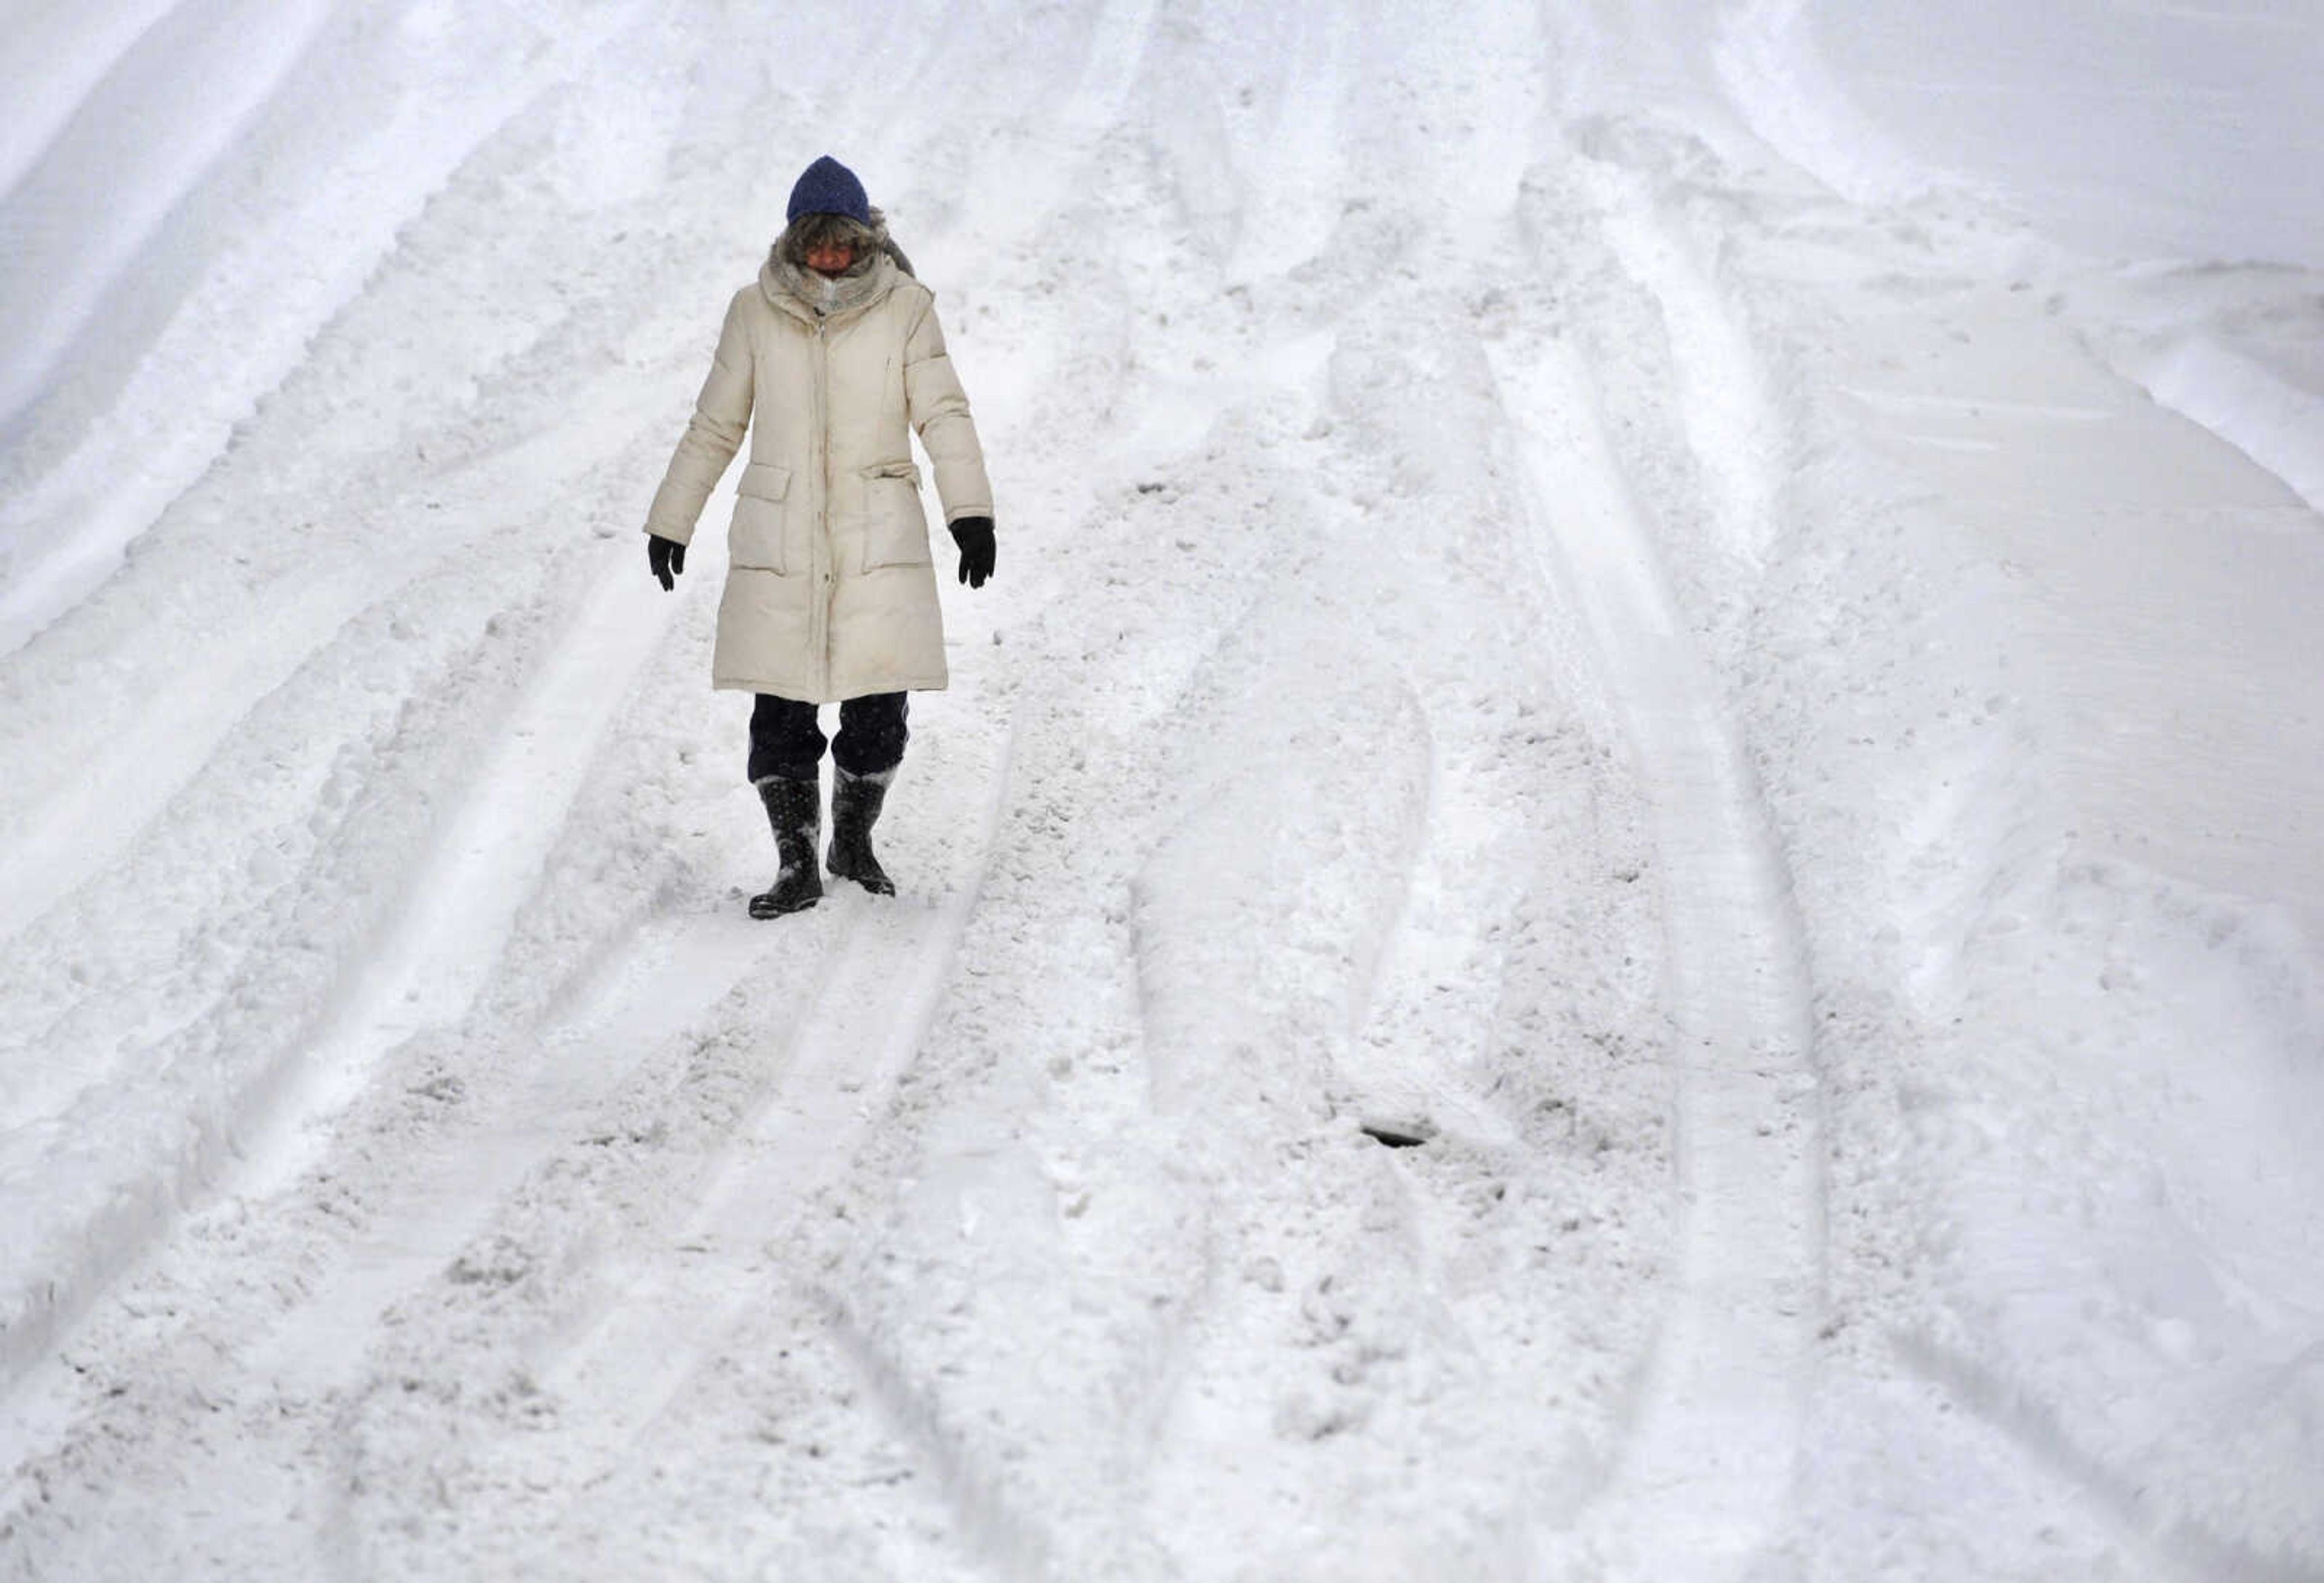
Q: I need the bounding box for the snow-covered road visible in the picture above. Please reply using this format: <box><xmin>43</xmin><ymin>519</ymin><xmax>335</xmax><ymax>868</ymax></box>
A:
<box><xmin>4</xmin><ymin>1</ymin><xmax>2321</xmax><ymax>1578</ymax></box>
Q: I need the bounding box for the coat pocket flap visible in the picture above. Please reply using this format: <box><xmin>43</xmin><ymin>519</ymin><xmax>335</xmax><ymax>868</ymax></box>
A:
<box><xmin>738</xmin><ymin>462</ymin><xmax>792</xmax><ymax>500</ymax></box>
<box><xmin>861</xmin><ymin>460</ymin><xmax>922</xmax><ymax>487</ymax></box>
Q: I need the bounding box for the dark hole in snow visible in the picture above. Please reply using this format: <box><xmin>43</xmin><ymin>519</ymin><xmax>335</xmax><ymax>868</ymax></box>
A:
<box><xmin>1361</xmin><ymin>1122</ymin><xmax>1430</xmax><ymax>1149</ymax></box>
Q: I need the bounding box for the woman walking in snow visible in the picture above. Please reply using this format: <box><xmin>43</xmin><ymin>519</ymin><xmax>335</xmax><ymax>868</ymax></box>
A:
<box><xmin>643</xmin><ymin>156</ymin><xmax>995</xmax><ymax>917</ymax></box>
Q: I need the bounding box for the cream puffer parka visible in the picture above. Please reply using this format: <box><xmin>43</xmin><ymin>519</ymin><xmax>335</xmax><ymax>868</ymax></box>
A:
<box><xmin>645</xmin><ymin>252</ymin><xmax>992</xmax><ymax>702</ymax></box>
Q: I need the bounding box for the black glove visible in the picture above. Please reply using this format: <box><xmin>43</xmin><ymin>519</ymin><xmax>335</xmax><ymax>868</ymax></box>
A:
<box><xmin>648</xmin><ymin>533</ymin><xmax>686</xmax><ymax>591</ymax></box>
<box><xmin>949</xmin><ymin>516</ymin><xmax>994</xmax><ymax>588</ymax></box>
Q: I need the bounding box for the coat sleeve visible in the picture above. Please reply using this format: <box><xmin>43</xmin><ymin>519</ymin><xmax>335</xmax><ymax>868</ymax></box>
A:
<box><xmin>644</xmin><ymin>289</ymin><xmax>756</xmax><ymax>547</ymax></box>
<box><xmin>903</xmin><ymin>295</ymin><xmax>994</xmax><ymax>525</ymax></box>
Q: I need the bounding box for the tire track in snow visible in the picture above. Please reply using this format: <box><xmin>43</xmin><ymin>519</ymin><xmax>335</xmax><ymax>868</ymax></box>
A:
<box><xmin>1216</xmin><ymin>4</ymin><xmax>1352</xmax><ymax>280</ymax></box>
<box><xmin>4</xmin><ymin>707</ymin><xmax>1008</xmax><ymax>1575</ymax></box>
<box><xmin>428</xmin><ymin>717</ymin><xmax>1019</xmax><ymax>1572</ymax></box>
<box><xmin>1483</xmin><ymin>168</ymin><xmax>1823</xmax><ymax>1579</ymax></box>
<box><xmin>817</xmin><ymin>1280</ymin><xmax>1061</xmax><ymax>1582</ymax></box>
<box><xmin>0</xmin><ymin>371</ymin><xmax>691</xmax><ymax>1392</ymax></box>
<box><xmin>0</xmin><ymin>0</ymin><xmax>652</xmax><ymax>657</ymax></box>
<box><xmin>225</xmin><ymin>548</ymin><xmax>678</xmax><ymax>1200</ymax></box>
<box><xmin>0</xmin><ymin>0</ymin><xmax>339</xmax><ymax>438</ymax></box>
<box><xmin>1895</xmin><ymin>1332</ymin><xmax>2324</xmax><ymax>1583</ymax></box>
<box><xmin>0</xmin><ymin>548</ymin><xmax>683</xmax><ymax>1447</ymax></box>
<box><xmin>952</xmin><ymin>0</ymin><xmax>1158</xmax><ymax>244</ymax></box>
<box><xmin>252</xmin><ymin>904</ymin><xmax>824</xmax><ymax>1397</ymax></box>
<box><xmin>0</xmin><ymin>568</ymin><xmax>376</xmax><ymax>949</ymax></box>
<box><xmin>0</xmin><ymin>356</ymin><xmax>671</xmax><ymax>960</ymax></box>
<box><xmin>531</xmin><ymin>892</ymin><xmax>992</xmax><ymax>1447</ymax></box>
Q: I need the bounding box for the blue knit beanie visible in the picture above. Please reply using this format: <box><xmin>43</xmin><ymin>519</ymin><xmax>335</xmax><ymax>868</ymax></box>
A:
<box><xmin>786</xmin><ymin>156</ymin><xmax>870</xmax><ymax>225</ymax></box>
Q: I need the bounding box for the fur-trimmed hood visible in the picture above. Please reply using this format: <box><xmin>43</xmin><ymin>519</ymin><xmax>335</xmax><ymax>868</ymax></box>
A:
<box><xmin>762</xmin><ymin>206</ymin><xmax>917</xmax><ymax>318</ymax></box>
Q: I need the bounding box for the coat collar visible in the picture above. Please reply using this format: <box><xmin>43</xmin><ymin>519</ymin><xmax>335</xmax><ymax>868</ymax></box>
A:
<box><xmin>759</xmin><ymin>251</ymin><xmax>899</xmax><ymax>325</ymax></box>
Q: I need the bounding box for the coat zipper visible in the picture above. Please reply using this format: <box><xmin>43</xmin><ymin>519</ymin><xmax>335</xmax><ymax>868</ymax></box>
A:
<box><xmin>812</xmin><ymin>315</ymin><xmax>832</xmax><ymax>696</ymax></box>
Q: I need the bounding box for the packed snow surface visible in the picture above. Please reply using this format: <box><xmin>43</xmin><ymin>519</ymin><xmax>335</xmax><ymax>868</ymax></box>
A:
<box><xmin>4</xmin><ymin>1</ymin><xmax>2322</xmax><ymax>1578</ymax></box>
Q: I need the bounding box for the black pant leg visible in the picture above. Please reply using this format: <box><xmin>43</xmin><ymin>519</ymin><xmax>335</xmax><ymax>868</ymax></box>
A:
<box><xmin>831</xmin><ymin>692</ymin><xmax>909</xmax><ymax>778</ymax></box>
<box><xmin>748</xmin><ymin>693</ymin><xmax>827</xmax><ymax>783</ymax></box>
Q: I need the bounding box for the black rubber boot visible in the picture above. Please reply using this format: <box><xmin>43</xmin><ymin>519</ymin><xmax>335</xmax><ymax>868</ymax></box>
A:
<box><xmin>826</xmin><ymin>767</ymin><xmax>896</xmax><ymax>896</ymax></box>
<box><xmin>749</xmin><ymin>774</ymin><xmax>822</xmax><ymax>917</ymax></box>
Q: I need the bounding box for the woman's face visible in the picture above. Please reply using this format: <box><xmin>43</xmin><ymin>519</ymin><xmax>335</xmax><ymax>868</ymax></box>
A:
<box><xmin>805</xmin><ymin>238</ymin><xmax>857</xmax><ymax>277</ymax></box>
